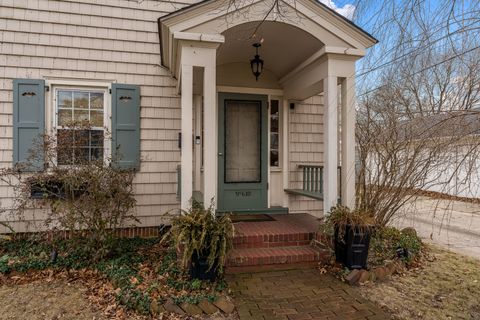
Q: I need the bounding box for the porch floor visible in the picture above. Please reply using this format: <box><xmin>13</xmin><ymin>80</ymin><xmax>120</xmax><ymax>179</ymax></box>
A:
<box><xmin>233</xmin><ymin>213</ymin><xmax>320</xmax><ymax>239</ymax></box>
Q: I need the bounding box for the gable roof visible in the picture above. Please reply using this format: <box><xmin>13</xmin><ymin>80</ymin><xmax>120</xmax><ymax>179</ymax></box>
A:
<box><xmin>159</xmin><ymin>0</ymin><xmax>377</xmax><ymax>44</ymax></box>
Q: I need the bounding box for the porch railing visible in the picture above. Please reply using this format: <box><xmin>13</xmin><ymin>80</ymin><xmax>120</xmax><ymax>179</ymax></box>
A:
<box><xmin>285</xmin><ymin>165</ymin><xmax>341</xmax><ymax>201</ymax></box>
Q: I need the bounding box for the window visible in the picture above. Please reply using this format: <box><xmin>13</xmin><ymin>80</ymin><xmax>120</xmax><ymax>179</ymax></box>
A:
<box><xmin>270</xmin><ymin>99</ymin><xmax>280</xmax><ymax>167</ymax></box>
<box><xmin>55</xmin><ymin>89</ymin><xmax>106</xmax><ymax>165</ymax></box>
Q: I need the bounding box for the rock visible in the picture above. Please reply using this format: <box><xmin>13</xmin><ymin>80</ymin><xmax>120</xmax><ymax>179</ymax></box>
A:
<box><xmin>345</xmin><ymin>269</ymin><xmax>361</xmax><ymax>285</ymax></box>
<box><xmin>358</xmin><ymin>270</ymin><xmax>370</xmax><ymax>284</ymax></box>
<box><xmin>164</xmin><ymin>298</ymin><xmax>186</xmax><ymax>315</ymax></box>
<box><xmin>401</xmin><ymin>227</ymin><xmax>417</xmax><ymax>237</ymax></box>
<box><xmin>180</xmin><ymin>302</ymin><xmax>203</xmax><ymax>316</ymax></box>
<box><xmin>150</xmin><ymin>299</ymin><xmax>166</xmax><ymax>315</ymax></box>
<box><xmin>213</xmin><ymin>296</ymin><xmax>235</xmax><ymax>314</ymax></box>
<box><xmin>385</xmin><ymin>261</ymin><xmax>397</xmax><ymax>276</ymax></box>
<box><xmin>373</xmin><ymin>267</ymin><xmax>387</xmax><ymax>281</ymax></box>
<box><xmin>198</xmin><ymin>299</ymin><xmax>219</xmax><ymax>314</ymax></box>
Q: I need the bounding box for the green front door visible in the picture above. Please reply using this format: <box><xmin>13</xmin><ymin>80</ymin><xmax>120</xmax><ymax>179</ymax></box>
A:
<box><xmin>218</xmin><ymin>93</ymin><xmax>268</xmax><ymax>212</ymax></box>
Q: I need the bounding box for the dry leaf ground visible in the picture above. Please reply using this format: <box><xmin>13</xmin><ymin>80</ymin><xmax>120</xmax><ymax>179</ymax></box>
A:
<box><xmin>357</xmin><ymin>245</ymin><xmax>480</xmax><ymax>320</ymax></box>
<box><xmin>0</xmin><ymin>280</ymin><xmax>106</xmax><ymax>320</ymax></box>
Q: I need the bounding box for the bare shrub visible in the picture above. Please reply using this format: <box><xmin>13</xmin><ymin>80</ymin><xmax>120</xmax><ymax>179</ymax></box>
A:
<box><xmin>0</xmin><ymin>121</ymin><xmax>137</xmax><ymax>259</ymax></box>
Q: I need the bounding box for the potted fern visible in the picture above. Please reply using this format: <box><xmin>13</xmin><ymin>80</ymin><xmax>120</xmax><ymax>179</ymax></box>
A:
<box><xmin>168</xmin><ymin>200</ymin><xmax>234</xmax><ymax>280</ymax></box>
<box><xmin>322</xmin><ymin>205</ymin><xmax>374</xmax><ymax>269</ymax></box>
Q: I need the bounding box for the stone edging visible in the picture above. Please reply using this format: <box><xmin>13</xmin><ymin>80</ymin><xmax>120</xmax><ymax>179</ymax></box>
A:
<box><xmin>150</xmin><ymin>295</ymin><xmax>235</xmax><ymax>317</ymax></box>
<box><xmin>345</xmin><ymin>260</ymin><xmax>402</xmax><ymax>285</ymax></box>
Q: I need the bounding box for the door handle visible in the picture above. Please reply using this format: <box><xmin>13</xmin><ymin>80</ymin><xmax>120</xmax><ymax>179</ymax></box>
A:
<box><xmin>218</xmin><ymin>153</ymin><xmax>223</xmax><ymax>156</ymax></box>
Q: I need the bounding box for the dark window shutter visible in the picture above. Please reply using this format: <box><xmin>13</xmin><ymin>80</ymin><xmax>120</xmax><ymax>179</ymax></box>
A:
<box><xmin>111</xmin><ymin>83</ymin><xmax>140</xmax><ymax>170</ymax></box>
<box><xmin>13</xmin><ymin>79</ymin><xmax>45</xmax><ymax>171</ymax></box>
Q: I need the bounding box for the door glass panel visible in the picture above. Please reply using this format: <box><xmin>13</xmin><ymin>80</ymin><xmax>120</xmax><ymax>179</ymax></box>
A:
<box><xmin>225</xmin><ymin>100</ymin><xmax>261</xmax><ymax>183</ymax></box>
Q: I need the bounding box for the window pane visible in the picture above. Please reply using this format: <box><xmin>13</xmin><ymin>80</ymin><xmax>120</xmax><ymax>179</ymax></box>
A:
<box><xmin>73</xmin><ymin>110</ymin><xmax>89</xmax><ymax>122</ymax></box>
<box><xmin>57</xmin><ymin>129</ymin><xmax>74</xmax><ymax>146</ymax></box>
<box><xmin>58</xmin><ymin>109</ymin><xmax>72</xmax><ymax>126</ymax></box>
<box><xmin>74</xmin><ymin>148</ymin><xmax>89</xmax><ymax>164</ymax></box>
<box><xmin>271</xmin><ymin>133</ymin><xmax>279</xmax><ymax>150</ymax></box>
<box><xmin>90</xmin><ymin>110</ymin><xmax>103</xmax><ymax>127</ymax></box>
<box><xmin>90</xmin><ymin>130</ymin><xmax>104</xmax><ymax>147</ymax></box>
<box><xmin>91</xmin><ymin>148</ymin><xmax>103</xmax><ymax>161</ymax></box>
<box><xmin>271</xmin><ymin>117</ymin><xmax>279</xmax><ymax>132</ymax></box>
<box><xmin>270</xmin><ymin>100</ymin><xmax>280</xmax><ymax>167</ymax></box>
<box><xmin>225</xmin><ymin>100</ymin><xmax>261</xmax><ymax>183</ymax></box>
<box><xmin>57</xmin><ymin>129</ymin><xmax>74</xmax><ymax>165</ymax></box>
<box><xmin>90</xmin><ymin>92</ymin><xmax>104</xmax><ymax>109</ymax></box>
<box><xmin>74</xmin><ymin>92</ymin><xmax>89</xmax><ymax>109</ymax></box>
<box><xmin>58</xmin><ymin>91</ymin><xmax>72</xmax><ymax>108</ymax></box>
<box><xmin>270</xmin><ymin>150</ymin><xmax>279</xmax><ymax>167</ymax></box>
<box><xmin>74</xmin><ymin>130</ymin><xmax>90</xmax><ymax>147</ymax></box>
<box><xmin>271</xmin><ymin>100</ymin><xmax>279</xmax><ymax>115</ymax></box>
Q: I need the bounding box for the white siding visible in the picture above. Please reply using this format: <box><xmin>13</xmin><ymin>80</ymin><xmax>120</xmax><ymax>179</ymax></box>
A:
<box><xmin>0</xmin><ymin>0</ymin><xmax>201</xmax><ymax>232</ymax></box>
<box><xmin>288</xmin><ymin>95</ymin><xmax>324</xmax><ymax>216</ymax></box>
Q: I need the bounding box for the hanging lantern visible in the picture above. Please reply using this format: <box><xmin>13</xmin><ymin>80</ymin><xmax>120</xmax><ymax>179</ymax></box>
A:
<box><xmin>250</xmin><ymin>43</ymin><xmax>264</xmax><ymax>81</ymax></box>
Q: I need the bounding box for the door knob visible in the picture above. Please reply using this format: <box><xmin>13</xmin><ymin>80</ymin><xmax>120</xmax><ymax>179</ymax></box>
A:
<box><xmin>218</xmin><ymin>153</ymin><xmax>223</xmax><ymax>156</ymax></box>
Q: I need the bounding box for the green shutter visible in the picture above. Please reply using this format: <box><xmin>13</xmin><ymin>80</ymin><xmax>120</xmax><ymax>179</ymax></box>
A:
<box><xmin>111</xmin><ymin>83</ymin><xmax>140</xmax><ymax>170</ymax></box>
<box><xmin>13</xmin><ymin>79</ymin><xmax>45</xmax><ymax>171</ymax></box>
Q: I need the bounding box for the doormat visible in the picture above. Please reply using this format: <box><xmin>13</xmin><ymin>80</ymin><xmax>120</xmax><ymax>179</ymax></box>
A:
<box><xmin>230</xmin><ymin>214</ymin><xmax>275</xmax><ymax>223</ymax></box>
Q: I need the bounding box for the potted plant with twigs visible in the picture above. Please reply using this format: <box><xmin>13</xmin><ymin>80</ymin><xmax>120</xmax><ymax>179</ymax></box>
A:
<box><xmin>167</xmin><ymin>200</ymin><xmax>234</xmax><ymax>281</ymax></box>
<box><xmin>322</xmin><ymin>205</ymin><xmax>375</xmax><ymax>269</ymax></box>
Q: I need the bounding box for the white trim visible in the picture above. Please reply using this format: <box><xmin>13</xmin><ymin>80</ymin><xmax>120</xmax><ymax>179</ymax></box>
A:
<box><xmin>269</xmin><ymin>96</ymin><xmax>283</xmax><ymax>170</ymax></box>
<box><xmin>45</xmin><ymin>79</ymin><xmax>112</xmax><ymax>167</ymax></box>
<box><xmin>216</xmin><ymin>86</ymin><xmax>283</xmax><ymax>96</ymax></box>
<box><xmin>173</xmin><ymin>32</ymin><xmax>225</xmax><ymax>43</ymax></box>
<box><xmin>282</xmin><ymin>98</ymin><xmax>290</xmax><ymax>208</ymax></box>
<box><xmin>181</xmin><ymin>63</ymin><xmax>194</xmax><ymax>211</ymax></box>
<box><xmin>323</xmin><ymin>75</ymin><xmax>339</xmax><ymax>215</ymax></box>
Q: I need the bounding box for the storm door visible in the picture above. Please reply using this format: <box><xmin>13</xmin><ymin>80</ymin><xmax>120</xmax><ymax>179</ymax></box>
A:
<box><xmin>217</xmin><ymin>93</ymin><xmax>268</xmax><ymax>212</ymax></box>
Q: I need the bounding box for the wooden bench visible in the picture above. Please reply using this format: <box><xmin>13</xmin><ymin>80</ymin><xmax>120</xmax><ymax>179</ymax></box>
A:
<box><xmin>285</xmin><ymin>165</ymin><xmax>324</xmax><ymax>200</ymax></box>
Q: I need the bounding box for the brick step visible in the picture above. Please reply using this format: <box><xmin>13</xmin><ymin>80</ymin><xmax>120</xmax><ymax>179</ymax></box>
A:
<box><xmin>233</xmin><ymin>230</ymin><xmax>315</xmax><ymax>249</ymax></box>
<box><xmin>226</xmin><ymin>246</ymin><xmax>328</xmax><ymax>273</ymax></box>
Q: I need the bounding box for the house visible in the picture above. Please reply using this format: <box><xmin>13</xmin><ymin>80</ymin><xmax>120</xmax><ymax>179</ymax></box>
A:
<box><xmin>0</xmin><ymin>0</ymin><xmax>376</xmax><ymax>236</ymax></box>
<box><xmin>399</xmin><ymin>110</ymin><xmax>480</xmax><ymax>199</ymax></box>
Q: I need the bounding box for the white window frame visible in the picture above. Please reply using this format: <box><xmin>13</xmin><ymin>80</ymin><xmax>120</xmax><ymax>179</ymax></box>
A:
<box><xmin>269</xmin><ymin>96</ymin><xmax>283</xmax><ymax>171</ymax></box>
<box><xmin>45</xmin><ymin>79</ymin><xmax>112</xmax><ymax>167</ymax></box>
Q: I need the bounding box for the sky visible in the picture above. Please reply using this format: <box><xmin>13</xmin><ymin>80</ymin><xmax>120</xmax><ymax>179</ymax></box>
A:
<box><xmin>319</xmin><ymin>0</ymin><xmax>356</xmax><ymax>19</ymax></box>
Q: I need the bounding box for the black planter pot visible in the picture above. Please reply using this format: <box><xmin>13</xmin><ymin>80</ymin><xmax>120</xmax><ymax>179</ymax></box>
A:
<box><xmin>189</xmin><ymin>252</ymin><xmax>218</xmax><ymax>281</ymax></box>
<box><xmin>334</xmin><ymin>224</ymin><xmax>371</xmax><ymax>269</ymax></box>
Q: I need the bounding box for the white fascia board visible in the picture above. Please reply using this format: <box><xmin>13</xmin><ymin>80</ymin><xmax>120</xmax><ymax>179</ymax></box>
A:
<box><xmin>279</xmin><ymin>46</ymin><xmax>361</xmax><ymax>85</ymax></box>
<box><xmin>285</xmin><ymin>0</ymin><xmax>377</xmax><ymax>49</ymax></box>
<box><xmin>173</xmin><ymin>32</ymin><xmax>225</xmax><ymax>43</ymax></box>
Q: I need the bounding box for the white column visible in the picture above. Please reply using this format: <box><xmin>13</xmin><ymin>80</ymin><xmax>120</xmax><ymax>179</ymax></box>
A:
<box><xmin>341</xmin><ymin>76</ymin><xmax>356</xmax><ymax>208</ymax></box>
<box><xmin>194</xmin><ymin>95</ymin><xmax>202</xmax><ymax>192</ymax></box>
<box><xmin>203</xmin><ymin>61</ymin><xmax>217</xmax><ymax>208</ymax></box>
<box><xmin>282</xmin><ymin>99</ymin><xmax>290</xmax><ymax>208</ymax></box>
<box><xmin>323</xmin><ymin>76</ymin><xmax>338</xmax><ymax>214</ymax></box>
<box><xmin>181</xmin><ymin>64</ymin><xmax>193</xmax><ymax>211</ymax></box>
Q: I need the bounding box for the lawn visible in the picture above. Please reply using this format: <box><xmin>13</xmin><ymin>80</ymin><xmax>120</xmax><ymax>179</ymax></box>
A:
<box><xmin>357</xmin><ymin>245</ymin><xmax>480</xmax><ymax>320</ymax></box>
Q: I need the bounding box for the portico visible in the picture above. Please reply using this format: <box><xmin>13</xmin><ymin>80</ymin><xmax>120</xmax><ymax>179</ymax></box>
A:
<box><xmin>158</xmin><ymin>0</ymin><xmax>377</xmax><ymax>216</ymax></box>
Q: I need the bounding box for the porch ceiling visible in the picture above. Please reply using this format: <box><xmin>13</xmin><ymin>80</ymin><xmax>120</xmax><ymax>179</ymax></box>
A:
<box><xmin>217</xmin><ymin>21</ymin><xmax>323</xmax><ymax>79</ymax></box>
<box><xmin>158</xmin><ymin>0</ymin><xmax>378</xmax><ymax>76</ymax></box>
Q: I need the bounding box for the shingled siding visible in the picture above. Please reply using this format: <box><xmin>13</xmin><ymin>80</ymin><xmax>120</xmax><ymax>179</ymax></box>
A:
<box><xmin>288</xmin><ymin>95</ymin><xmax>324</xmax><ymax>217</ymax></box>
<box><xmin>0</xmin><ymin>0</ymin><xmax>201</xmax><ymax>232</ymax></box>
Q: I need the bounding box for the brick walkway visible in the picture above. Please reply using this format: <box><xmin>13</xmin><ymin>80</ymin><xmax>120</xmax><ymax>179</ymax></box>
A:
<box><xmin>226</xmin><ymin>269</ymin><xmax>390</xmax><ymax>320</ymax></box>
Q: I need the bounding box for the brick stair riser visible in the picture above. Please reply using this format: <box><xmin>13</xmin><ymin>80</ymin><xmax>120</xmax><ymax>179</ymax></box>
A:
<box><xmin>233</xmin><ymin>232</ymin><xmax>314</xmax><ymax>249</ymax></box>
